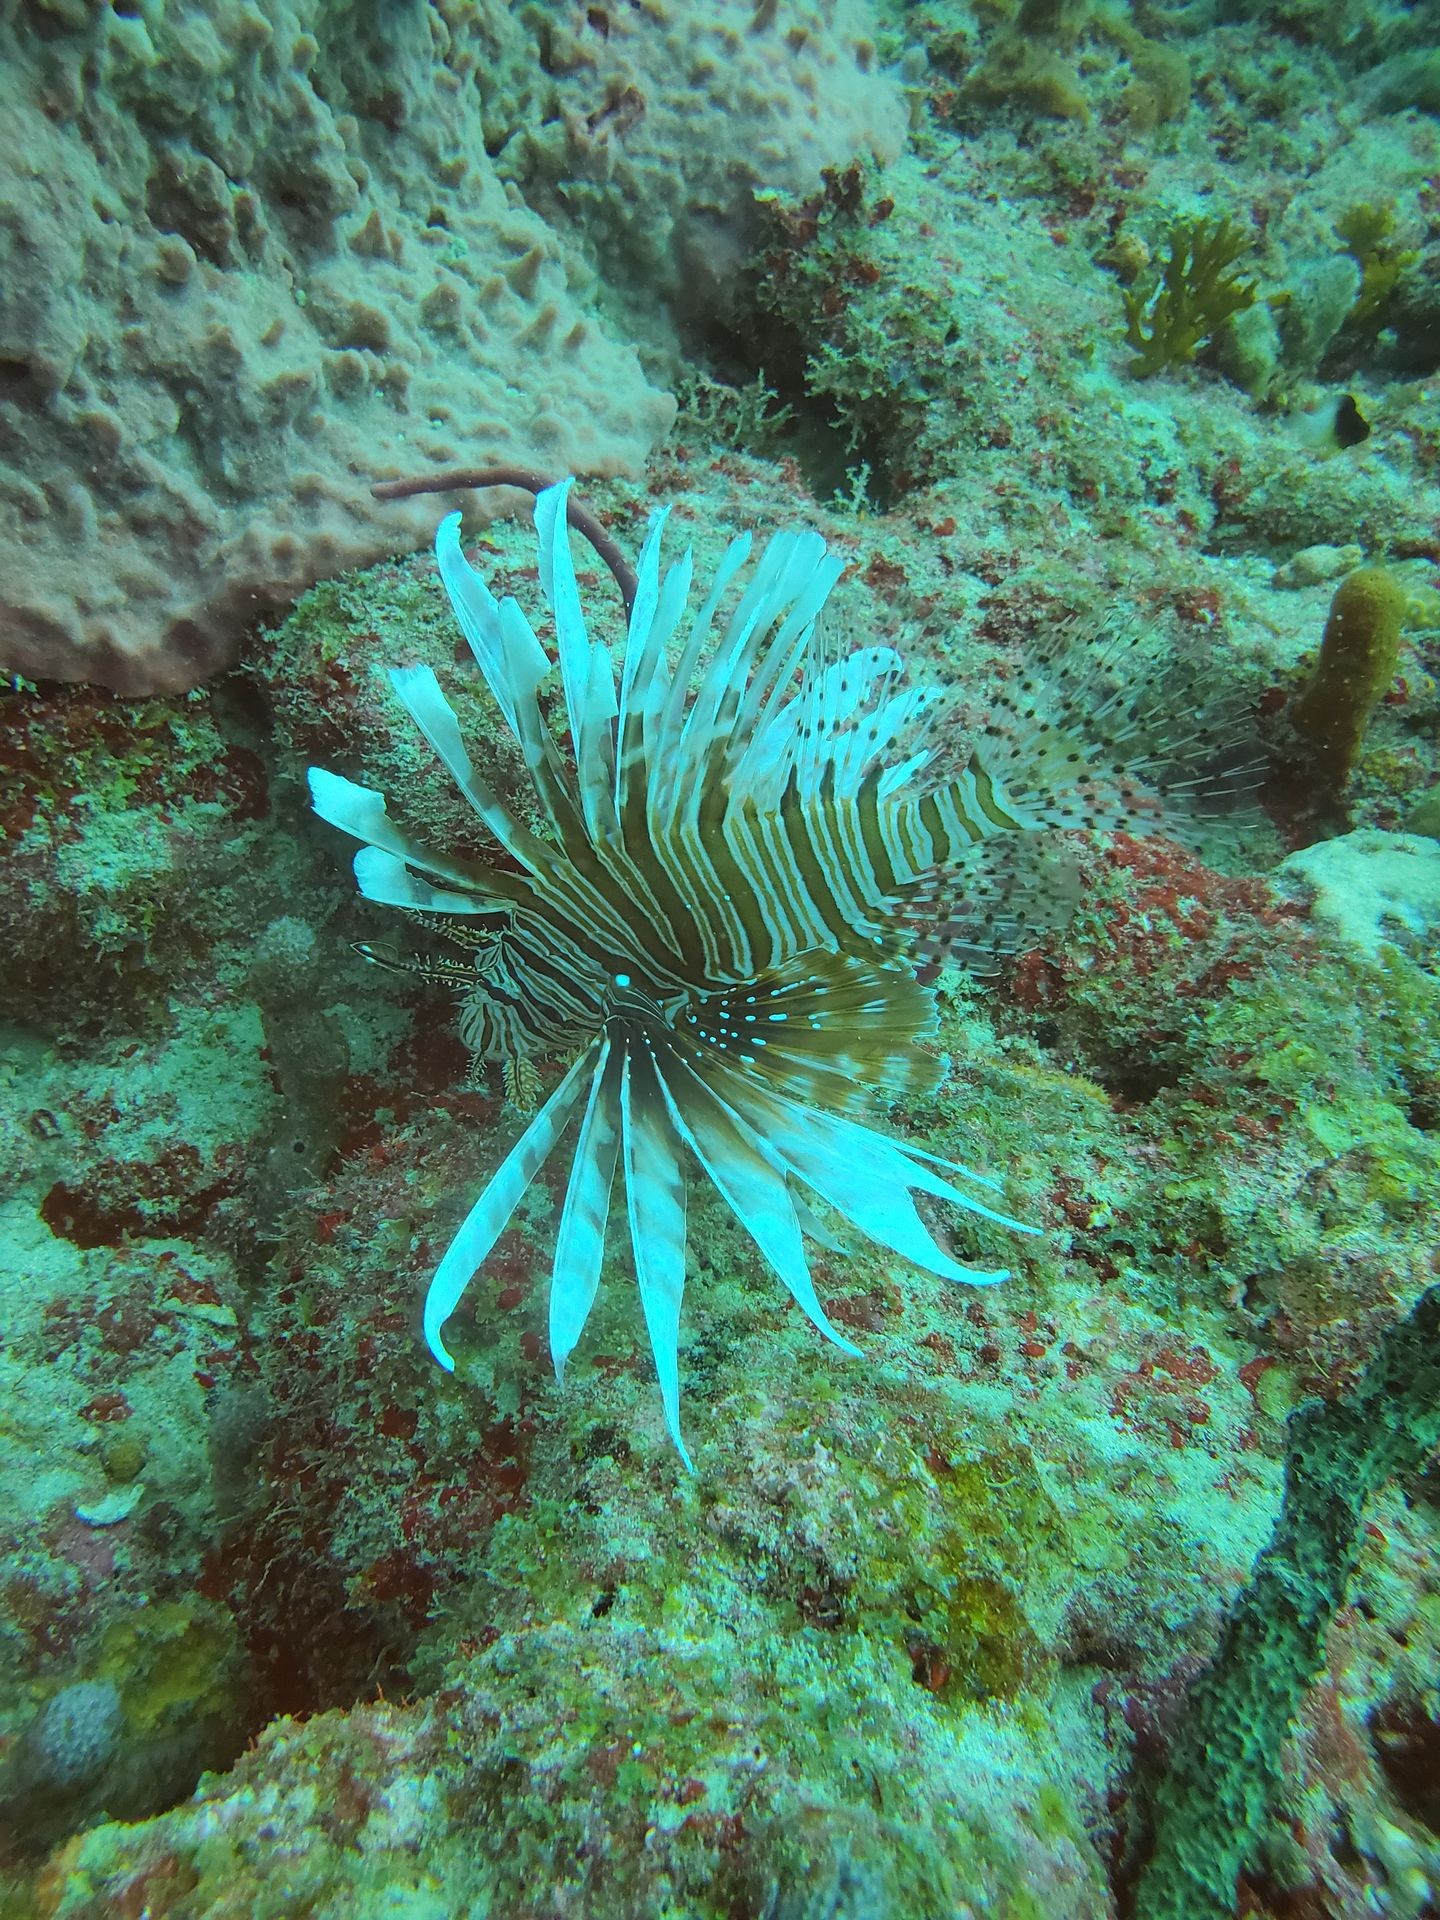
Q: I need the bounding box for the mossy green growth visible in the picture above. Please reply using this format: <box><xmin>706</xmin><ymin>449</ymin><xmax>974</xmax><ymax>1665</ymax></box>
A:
<box><xmin>0</xmin><ymin>681</ymin><xmax>269</xmax><ymax>1034</ymax></box>
<box><xmin>1122</xmin><ymin>217</ymin><xmax>1257</xmax><ymax>378</ymax></box>
<box><xmin>97</xmin><ymin>1598</ymin><xmax>246</xmax><ymax>1744</ymax></box>
<box><xmin>836</xmin><ymin>1437</ymin><xmax>1071</xmax><ymax>1706</ymax></box>
<box><xmin>904</xmin><ymin>1457</ymin><xmax>1047</xmax><ymax>1702</ymax></box>
<box><xmin>964</xmin><ymin>35</ymin><xmax>1090</xmax><ymax>121</ymax></box>
<box><xmin>745</xmin><ymin>160</ymin><xmax>1051</xmax><ymax>504</ymax></box>
<box><xmin>401</xmin><ymin>1405</ymin><xmax>1095</xmax><ymax>1917</ymax></box>
<box><xmin>1187</xmin><ymin>947</ymin><xmax>1440</xmax><ymax>1247</ymax></box>
<box><xmin>749</xmin><ymin>164</ymin><xmax>940</xmax><ymax>501</ymax></box>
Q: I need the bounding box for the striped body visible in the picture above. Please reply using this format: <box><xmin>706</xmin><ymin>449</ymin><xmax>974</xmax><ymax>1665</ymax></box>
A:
<box><xmin>439</xmin><ymin>759</ymin><xmax>1030</xmax><ymax>1081</ymax></box>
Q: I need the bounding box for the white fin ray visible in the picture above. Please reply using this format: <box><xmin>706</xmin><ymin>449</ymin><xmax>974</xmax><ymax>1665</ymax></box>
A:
<box><xmin>549</xmin><ymin>1037</ymin><xmax>623</xmax><ymax>1381</ymax></box>
<box><xmin>650</xmin><ymin>533</ymin><xmax>753</xmax><ymax>814</ymax></box>
<box><xmin>620</xmin><ymin>1045</ymin><xmax>694</xmax><ymax>1471</ymax></box>
<box><xmin>437</xmin><ymin>513</ymin><xmax>594</xmax><ymax>848</ymax></box>
<box><xmin>626</xmin><ymin>547</ymin><xmax>694</xmax><ymax>819</ymax></box>
<box><xmin>352</xmin><ymin>847</ymin><xmax>497</xmax><ymax>914</ymax></box>
<box><xmin>533</xmin><ymin>480</ymin><xmax>622</xmax><ymax>847</ymax></box>
<box><xmin>434</xmin><ymin>512</ymin><xmax>548</xmax><ymax>741</ymax></box>
<box><xmin>742</xmin><ymin>647</ymin><xmax>921</xmax><ymax>805</ymax></box>
<box><xmin>674</xmin><ymin>530</ymin><xmax>824</xmax><ymax>784</ymax></box>
<box><xmin>878</xmin><ymin>746</ymin><xmax>933</xmax><ymax>799</ymax></box>
<box><xmin>386</xmin><ymin>665</ymin><xmax>555</xmax><ymax>874</ymax></box>
<box><xmin>616</xmin><ymin>516</ymin><xmax>694</xmax><ymax>818</ymax></box>
<box><xmin>791</xmin><ymin>1191</ymin><xmax>851</xmax><ymax>1253</ymax></box>
<box><xmin>423</xmin><ymin>1042</ymin><xmax>599</xmax><ymax>1371</ymax></box>
<box><xmin>650</xmin><ymin>548</ymin><xmax>696</xmax><ymax>665</ymax></box>
<box><xmin>306</xmin><ymin>767</ymin><xmax>491</xmax><ymax>893</ymax></box>
<box><xmin>490</xmin><ymin>596</ymin><xmax>594</xmax><ymax>843</ymax></box>
<box><xmin>719</xmin><ymin>1069</ymin><xmax>1017</xmax><ymax>1283</ymax></box>
<box><xmin>899</xmin><ymin>1137</ymin><xmax>1041</xmax><ymax>1210</ymax></box>
<box><xmin>576</xmin><ymin>638</ymin><xmax>621</xmax><ymax>844</ymax></box>
<box><xmin>724</xmin><ymin>552</ymin><xmax>847</xmax><ymax>773</ymax></box>
<box><xmin>533</xmin><ymin>480</ymin><xmax>593</xmax><ymax>748</ymax></box>
<box><xmin>617</xmin><ymin>506</ymin><xmax>671</xmax><ymax>727</ymax></box>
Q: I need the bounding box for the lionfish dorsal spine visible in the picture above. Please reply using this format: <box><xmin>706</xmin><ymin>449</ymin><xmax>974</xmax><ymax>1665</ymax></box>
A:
<box><xmin>434</xmin><ymin>511</ymin><xmax>548</xmax><ymax>736</ymax></box>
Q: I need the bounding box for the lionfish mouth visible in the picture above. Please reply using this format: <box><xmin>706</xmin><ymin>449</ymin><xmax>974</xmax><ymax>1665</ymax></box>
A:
<box><xmin>309</xmin><ymin>477</ymin><xmax>1254</xmax><ymax>1464</ymax></box>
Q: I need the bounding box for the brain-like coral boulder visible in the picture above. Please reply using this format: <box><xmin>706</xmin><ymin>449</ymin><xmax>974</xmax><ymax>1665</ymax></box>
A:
<box><xmin>0</xmin><ymin>0</ymin><xmax>677</xmax><ymax>693</ymax></box>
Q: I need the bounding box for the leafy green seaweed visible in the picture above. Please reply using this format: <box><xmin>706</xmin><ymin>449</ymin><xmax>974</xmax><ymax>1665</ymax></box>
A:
<box><xmin>1123</xmin><ymin>216</ymin><xmax>1257</xmax><ymax>378</ymax></box>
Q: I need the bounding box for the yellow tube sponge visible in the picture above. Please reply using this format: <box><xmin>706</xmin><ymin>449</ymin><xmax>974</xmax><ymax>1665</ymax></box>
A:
<box><xmin>1290</xmin><ymin>566</ymin><xmax>1413</xmax><ymax>788</ymax></box>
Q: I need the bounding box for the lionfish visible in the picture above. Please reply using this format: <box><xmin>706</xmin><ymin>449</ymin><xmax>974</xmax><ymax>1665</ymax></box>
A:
<box><xmin>310</xmin><ymin>480</ymin><xmax>1252</xmax><ymax>1466</ymax></box>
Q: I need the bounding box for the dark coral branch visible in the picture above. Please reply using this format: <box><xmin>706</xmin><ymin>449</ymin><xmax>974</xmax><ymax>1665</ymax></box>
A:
<box><xmin>371</xmin><ymin>466</ymin><xmax>638</xmax><ymax>619</ymax></box>
<box><xmin>1134</xmin><ymin>1282</ymin><xmax>1440</xmax><ymax>1919</ymax></box>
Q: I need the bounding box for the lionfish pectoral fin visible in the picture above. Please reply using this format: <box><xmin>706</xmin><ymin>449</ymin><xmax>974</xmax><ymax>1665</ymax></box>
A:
<box><xmin>654</xmin><ymin>1054</ymin><xmax>863</xmax><ymax>1359</ymax></box>
<box><xmin>423</xmin><ymin>1044</ymin><xmax>597</xmax><ymax>1371</ymax></box>
<box><xmin>549</xmin><ymin>1038</ymin><xmax>623</xmax><ymax>1384</ymax></box>
<box><xmin>619</xmin><ymin>1046</ymin><xmax>694</xmax><ymax>1472</ymax></box>
<box><xmin>748</xmin><ymin>1090</ymin><xmax>1016</xmax><ymax>1285</ymax></box>
<box><xmin>790</xmin><ymin>1189</ymin><xmax>852</xmax><ymax>1256</ymax></box>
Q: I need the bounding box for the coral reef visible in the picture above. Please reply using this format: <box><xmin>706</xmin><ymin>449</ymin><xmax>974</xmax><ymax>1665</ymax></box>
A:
<box><xmin>5</xmin><ymin>449</ymin><xmax>1440</xmax><ymax>1910</ymax></box>
<box><xmin>486</xmin><ymin>0</ymin><xmax>906</xmax><ymax>336</ymax></box>
<box><xmin>4</xmin><ymin>0</ymin><xmax>1440</xmax><ymax>1912</ymax></box>
<box><xmin>0</xmin><ymin>0</ymin><xmax>911</xmax><ymax>696</ymax></box>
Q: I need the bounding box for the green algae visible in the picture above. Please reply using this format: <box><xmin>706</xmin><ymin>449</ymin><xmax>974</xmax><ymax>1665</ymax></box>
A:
<box><xmin>0</xmin><ymin>684</ymin><xmax>269</xmax><ymax>1036</ymax></box>
<box><xmin>97</xmin><ymin>1599</ymin><xmax>245</xmax><ymax>1751</ymax></box>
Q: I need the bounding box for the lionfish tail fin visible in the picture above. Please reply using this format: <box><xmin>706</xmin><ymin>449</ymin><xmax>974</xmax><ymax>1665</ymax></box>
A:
<box><xmin>967</xmin><ymin>618</ymin><xmax>1264</xmax><ymax>849</ymax></box>
<box><xmin>900</xmin><ymin>620</ymin><xmax>1264</xmax><ymax>974</ymax></box>
<box><xmin>901</xmin><ymin>839</ymin><xmax>1085</xmax><ymax>975</ymax></box>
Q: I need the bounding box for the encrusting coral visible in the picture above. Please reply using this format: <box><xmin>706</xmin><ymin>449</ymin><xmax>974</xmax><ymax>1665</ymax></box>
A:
<box><xmin>1137</xmin><ymin>1282</ymin><xmax>1440</xmax><ymax>1919</ymax></box>
<box><xmin>0</xmin><ymin>0</ymin><xmax>674</xmax><ymax>693</ymax></box>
